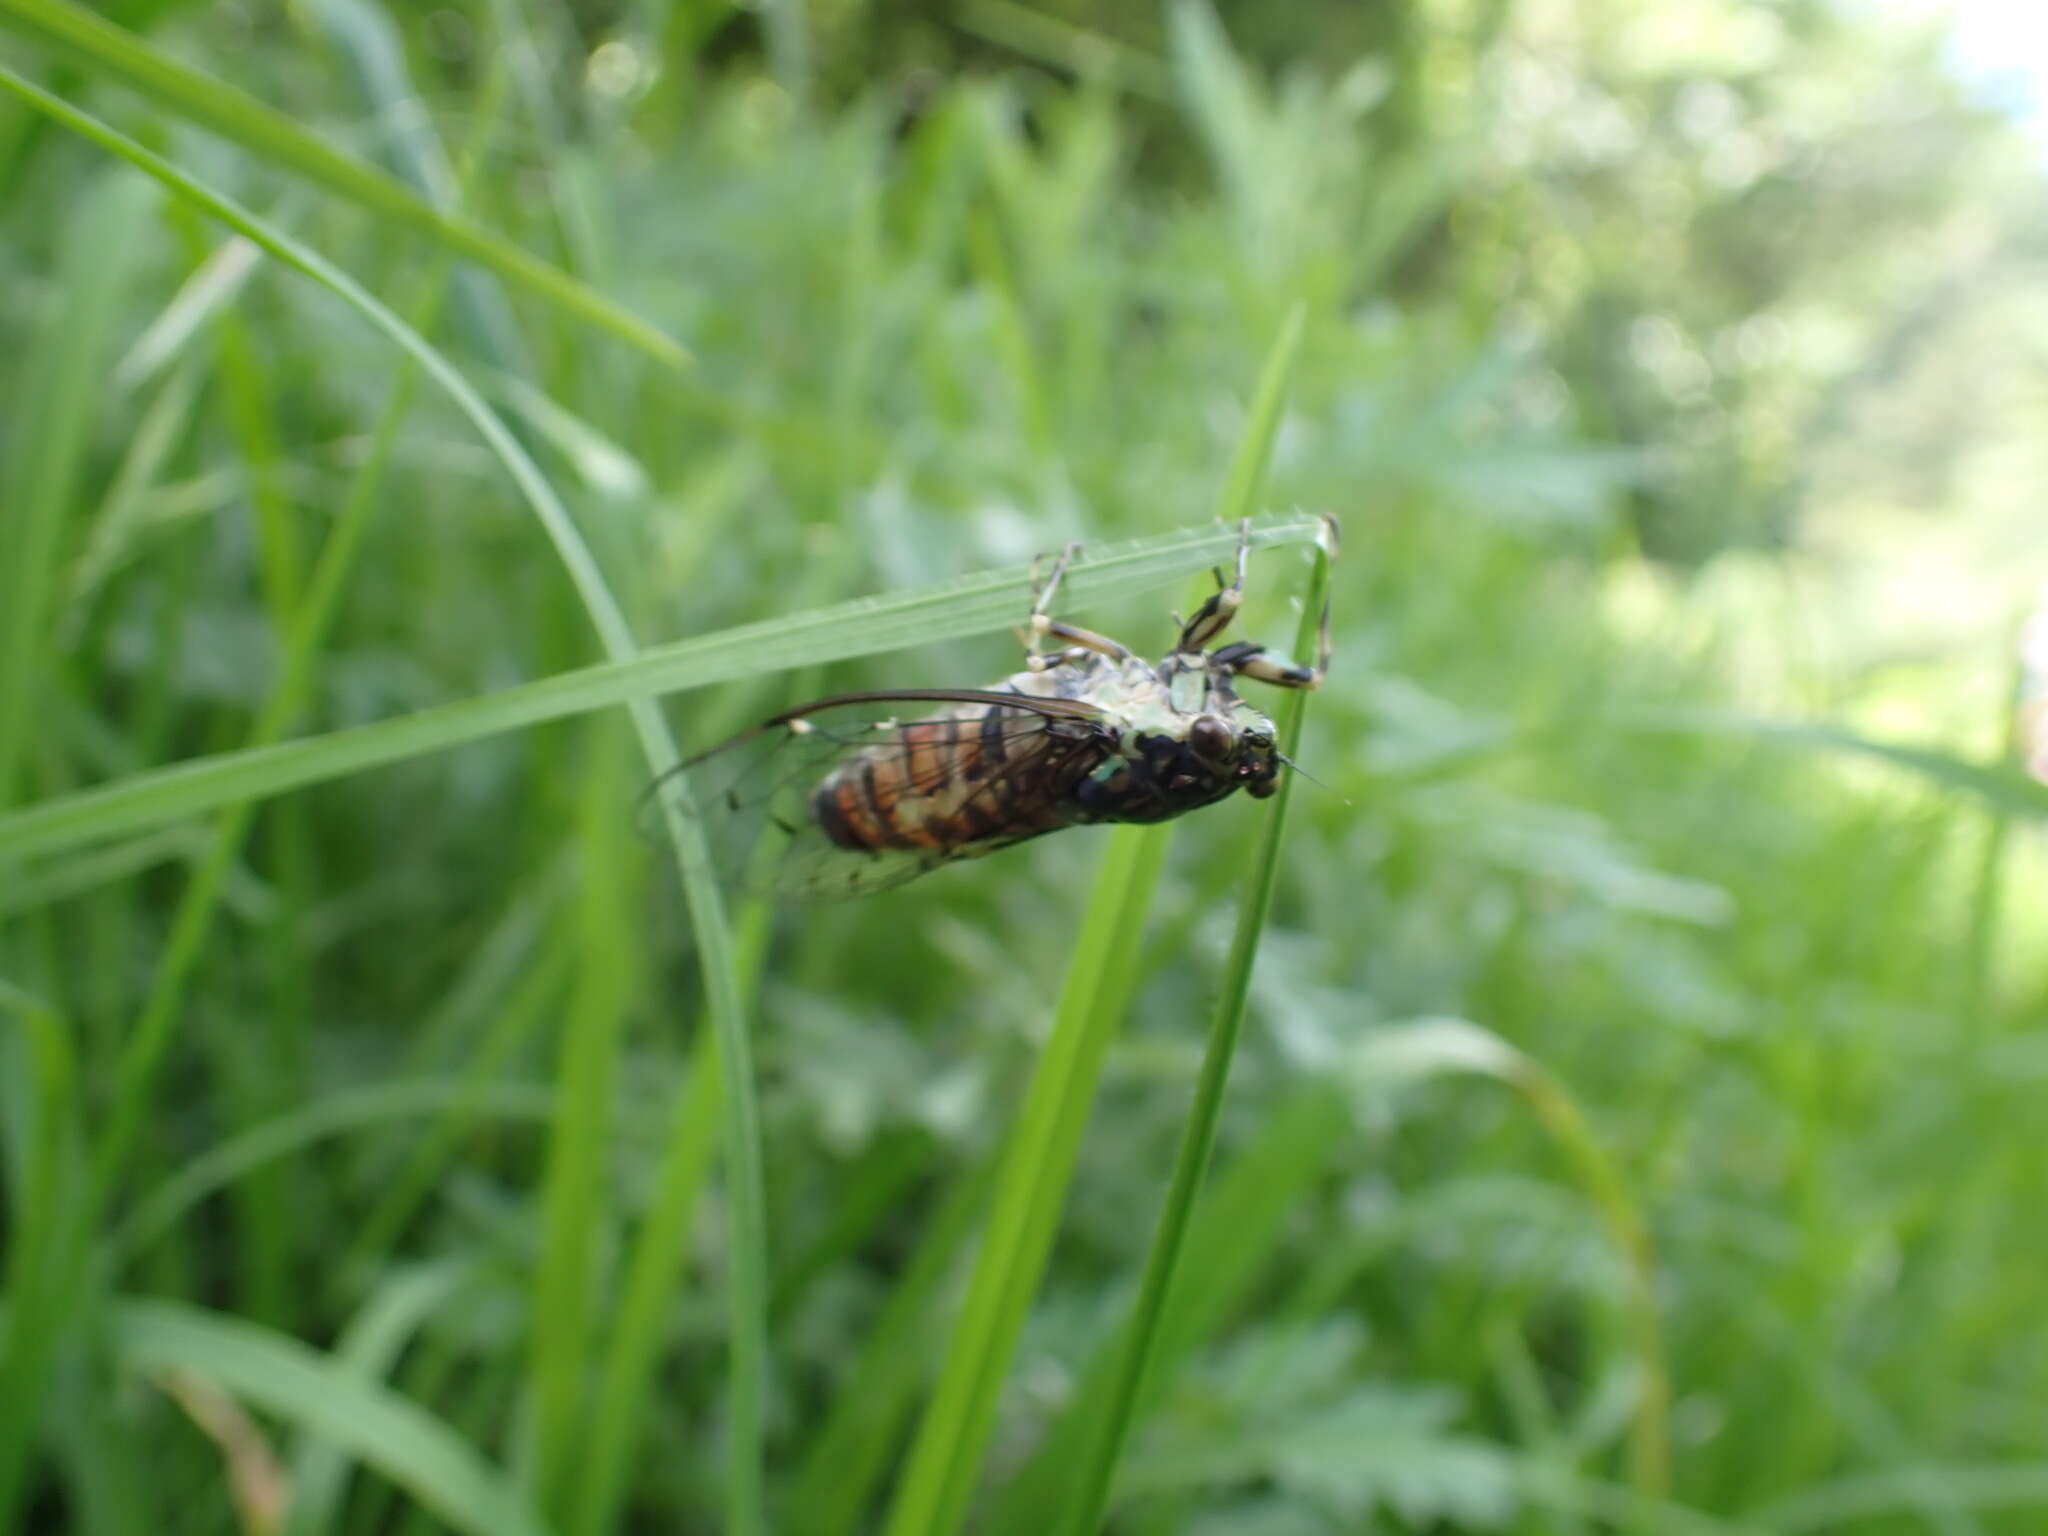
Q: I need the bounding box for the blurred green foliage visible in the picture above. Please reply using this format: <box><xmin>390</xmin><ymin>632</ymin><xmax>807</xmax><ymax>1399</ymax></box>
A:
<box><xmin>2</xmin><ymin>1</ymin><xmax>2046</xmax><ymax>1533</ymax></box>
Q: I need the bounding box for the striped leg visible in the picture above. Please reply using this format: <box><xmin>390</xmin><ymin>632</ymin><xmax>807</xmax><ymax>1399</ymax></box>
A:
<box><xmin>1176</xmin><ymin>519</ymin><xmax>1253</xmax><ymax>652</ymax></box>
<box><xmin>1212</xmin><ymin>594</ymin><xmax>1331</xmax><ymax>691</ymax></box>
<box><xmin>1020</xmin><ymin>541</ymin><xmax>1132</xmax><ymax>671</ymax></box>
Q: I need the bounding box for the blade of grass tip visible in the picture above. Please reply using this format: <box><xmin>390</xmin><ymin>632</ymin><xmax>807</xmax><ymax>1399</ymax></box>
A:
<box><xmin>0</xmin><ymin>70</ymin><xmax>765</xmax><ymax>1534</ymax></box>
<box><xmin>883</xmin><ymin>821</ymin><xmax>1173</xmax><ymax>1536</ymax></box>
<box><xmin>0</xmin><ymin>0</ymin><xmax>688</xmax><ymax>369</ymax></box>
<box><xmin>1055</xmin><ymin>521</ymin><xmax>1332</xmax><ymax>1536</ymax></box>
<box><xmin>0</xmin><ymin>517</ymin><xmax>1328</xmax><ymax>869</ymax></box>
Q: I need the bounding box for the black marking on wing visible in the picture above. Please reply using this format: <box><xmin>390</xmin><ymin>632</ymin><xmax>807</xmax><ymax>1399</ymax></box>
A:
<box><xmin>647</xmin><ymin>688</ymin><xmax>1116</xmax><ymax>901</ymax></box>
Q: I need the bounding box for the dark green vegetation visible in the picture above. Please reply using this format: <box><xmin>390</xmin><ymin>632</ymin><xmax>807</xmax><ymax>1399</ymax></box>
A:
<box><xmin>4</xmin><ymin>1</ymin><xmax>2048</xmax><ymax>1532</ymax></box>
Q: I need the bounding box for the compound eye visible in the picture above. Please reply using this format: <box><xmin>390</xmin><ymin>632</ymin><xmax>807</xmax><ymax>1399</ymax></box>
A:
<box><xmin>1188</xmin><ymin>714</ymin><xmax>1234</xmax><ymax>764</ymax></box>
<box><xmin>1242</xmin><ymin>727</ymin><xmax>1273</xmax><ymax>752</ymax></box>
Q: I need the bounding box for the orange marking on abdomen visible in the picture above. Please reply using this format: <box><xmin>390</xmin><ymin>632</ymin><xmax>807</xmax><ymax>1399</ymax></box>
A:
<box><xmin>903</xmin><ymin>721</ymin><xmax>948</xmax><ymax>792</ymax></box>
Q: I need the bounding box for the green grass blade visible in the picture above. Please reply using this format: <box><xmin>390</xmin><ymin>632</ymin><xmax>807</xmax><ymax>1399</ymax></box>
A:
<box><xmin>1214</xmin><ymin>300</ymin><xmax>1306</xmax><ymax>529</ymax></box>
<box><xmin>788</xmin><ymin>1159</ymin><xmax>999</xmax><ymax>1536</ymax></box>
<box><xmin>527</xmin><ymin>720</ymin><xmax>638</xmax><ymax>1515</ymax></box>
<box><xmin>0</xmin><ymin>516</ymin><xmax>1328</xmax><ymax>869</ymax></box>
<box><xmin>113</xmin><ymin>1299</ymin><xmax>548</xmax><ymax>1536</ymax></box>
<box><xmin>958</xmin><ymin>0</ymin><xmax>1174</xmax><ymax>101</ymax></box>
<box><xmin>571</xmin><ymin>894</ymin><xmax>775</xmax><ymax>1536</ymax></box>
<box><xmin>110</xmin><ymin>1080</ymin><xmax>552</xmax><ymax>1265</ymax></box>
<box><xmin>1055</xmin><ymin>504</ymin><xmax>1333</xmax><ymax>1536</ymax></box>
<box><xmin>848</xmin><ymin>296</ymin><xmax>1317</xmax><ymax>1536</ymax></box>
<box><xmin>303</xmin><ymin>0</ymin><xmax>535</xmax><ymax>379</ymax></box>
<box><xmin>205</xmin><ymin>278</ymin><xmax>303</xmax><ymax>623</ymax></box>
<box><xmin>0</xmin><ymin>984</ymin><xmax>85</xmax><ymax>1528</ymax></box>
<box><xmin>0</xmin><ymin>167</ymin><xmax>151</xmax><ymax>810</ymax></box>
<box><xmin>0</xmin><ymin>0</ymin><xmax>688</xmax><ymax>369</ymax></box>
<box><xmin>985</xmin><ymin>1088</ymin><xmax>1352</xmax><ymax>1535</ymax></box>
<box><xmin>0</xmin><ymin>825</ymin><xmax>201</xmax><ymax>916</ymax></box>
<box><xmin>568</xmin><ymin>1023</ymin><xmax>724</xmax><ymax>1536</ymax></box>
<box><xmin>287</xmin><ymin>1261</ymin><xmax>477</xmax><ymax>1536</ymax></box>
<box><xmin>883</xmin><ymin>822</ymin><xmax>1174</xmax><ymax>1536</ymax></box>
<box><xmin>335</xmin><ymin>938</ymin><xmax>570</xmax><ymax>1293</ymax></box>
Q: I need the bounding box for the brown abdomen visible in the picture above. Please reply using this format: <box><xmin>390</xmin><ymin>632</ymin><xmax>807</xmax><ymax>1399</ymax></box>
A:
<box><xmin>810</xmin><ymin>711</ymin><xmax>1074</xmax><ymax>853</ymax></box>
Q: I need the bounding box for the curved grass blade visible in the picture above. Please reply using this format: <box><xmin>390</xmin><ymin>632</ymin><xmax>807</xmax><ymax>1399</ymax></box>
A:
<box><xmin>285</xmin><ymin>1261</ymin><xmax>477</xmax><ymax>1536</ymax></box>
<box><xmin>0</xmin><ymin>0</ymin><xmax>688</xmax><ymax>369</ymax></box>
<box><xmin>0</xmin><ymin>67</ymin><xmax>762</xmax><ymax>1532</ymax></box>
<box><xmin>0</xmin><ymin>516</ymin><xmax>1328</xmax><ymax>870</ymax></box>
<box><xmin>114</xmin><ymin>1300</ymin><xmax>547</xmax><ymax>1536</ymax></box>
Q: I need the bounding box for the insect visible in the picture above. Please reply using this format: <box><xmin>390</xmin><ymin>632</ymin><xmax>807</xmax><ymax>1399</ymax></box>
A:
<box><xmin>673</xmin><ymin>519</ymin><xmax>1333</xmax><ymax>900</ymax></box>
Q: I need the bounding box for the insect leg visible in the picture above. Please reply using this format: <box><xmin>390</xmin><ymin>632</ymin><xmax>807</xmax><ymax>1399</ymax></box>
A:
<box><xmin>1217</xmin><ymin>596</ymin><xmax>1332</xmax><ymax>690</ymax></box>
<box><xmin>1018</xmin><ymin>541</ymin><xmax>1084</xmax><ymax>659</ymax></box>
<box><xmin>1176</xmin><ymin>519</ymin><xmax>1253</xmax><ymax>651</ymax></box>
<box><xmin>1027</xmin><ymin>619</ymin><xmax>1133</xmax><ymax>672</ymax></box>
<box><xmin>1019</xmin><ymin>542</ymin><xmax>1137</xmax><ymax>670</ymax></box>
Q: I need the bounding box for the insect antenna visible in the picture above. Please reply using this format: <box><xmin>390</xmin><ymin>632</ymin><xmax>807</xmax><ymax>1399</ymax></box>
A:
<box><xmin>1276</xmin><ymin>750</ymin><xmax>1348</xmax><ymax>804</ymax></box>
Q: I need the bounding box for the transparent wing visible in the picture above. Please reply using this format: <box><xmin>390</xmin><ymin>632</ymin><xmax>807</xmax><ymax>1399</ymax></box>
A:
<box><xmin>649</xmin><ymin>689</ymin><xmax>1114</xmax><ymax>902</ymax></box>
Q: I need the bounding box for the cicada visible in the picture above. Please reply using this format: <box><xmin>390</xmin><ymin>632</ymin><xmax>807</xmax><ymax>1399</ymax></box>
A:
<box><xmin>673</xmin><ymin>520</ymin><xmax>1333</xmax><ymax>900</ymax></box>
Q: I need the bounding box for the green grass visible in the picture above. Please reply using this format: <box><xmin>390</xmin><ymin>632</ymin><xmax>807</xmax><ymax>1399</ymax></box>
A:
<box><xmin>3</xmin><ymin>3</ymin><xmax>2046</xmax><ymax>1534</ymax></box>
